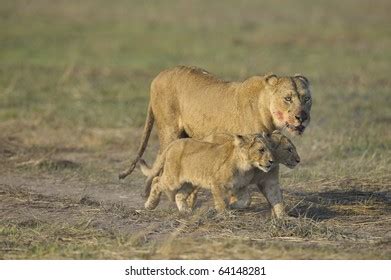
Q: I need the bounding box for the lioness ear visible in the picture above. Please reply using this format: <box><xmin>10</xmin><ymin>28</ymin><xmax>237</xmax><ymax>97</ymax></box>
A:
<box><xmin>294</xmin><ymin>74</ymin><xmax>309</xmax><ymax>87</ymax></box>
<box><xmin>265</xmin><ymin>74</ymin><xmax>278</xmax><ymax>86</ymax></box>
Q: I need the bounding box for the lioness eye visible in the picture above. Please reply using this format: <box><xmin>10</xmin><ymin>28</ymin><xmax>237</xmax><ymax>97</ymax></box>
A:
<box><xmin>259</xmin><ymin>148</ymin><xmax>265</xmax><ymax>153</ymax></box>
<box><xmin>284</xmin><ymin>96</ymin><xmax>292</xmax><ymax>102</ymax></box>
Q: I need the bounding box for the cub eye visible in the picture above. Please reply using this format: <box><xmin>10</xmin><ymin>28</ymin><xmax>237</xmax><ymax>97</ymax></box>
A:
<box><xmin>284</xmin><ymin>96</ymin><xmax>292</xmax><ymax>102</ymax></box>
<box><xmin>287</xmin><ymin>147</ymin><xmax>293</xmax><ymax>153</ymax></box>
<box><xmin>259</xmin><ymin>148</ymin><xmax>265</xmax><ymax>154</ymax></box>
<box><xmin>304</xmin><ymin>96</ymin><xmax>311</xmax><ymax>102</ymax></box>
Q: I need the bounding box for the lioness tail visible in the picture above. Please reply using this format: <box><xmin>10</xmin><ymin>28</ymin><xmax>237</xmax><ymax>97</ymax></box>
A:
<box><xmin>119</xmin><ymin>103</ymin><xmax>154</xmax><ymax>179</ymax></box>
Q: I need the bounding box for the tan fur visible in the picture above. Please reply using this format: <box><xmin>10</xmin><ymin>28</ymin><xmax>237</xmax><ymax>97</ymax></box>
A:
<box><xmin>119</xmin><ymin>66</ymin><xmax>311</xmax><ymax>192</ymax></box>
<box><xmin>140</xmin><ymin>134</ymin><xmax>274</xmax><ymax>212</ymax></box>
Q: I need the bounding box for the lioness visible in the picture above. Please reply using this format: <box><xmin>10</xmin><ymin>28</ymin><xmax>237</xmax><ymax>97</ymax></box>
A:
<box><xmin>119</xmin><ymin>66</ymin><xmax>311</xmax><ymax>182</ymax></box>
<box><xmin>119</xmin><ymin>66</ymin><xmax>311</xmax><ymax>216</ymax></box>
<box><xmin>140</xmin><ymin>134</ymin><xmax>274</xmax><ymax>212</ymax></box>
<box><xmin>200</xmin><ymin>131</ymin><xmax>300</xmax><ymax>215</ymax></box>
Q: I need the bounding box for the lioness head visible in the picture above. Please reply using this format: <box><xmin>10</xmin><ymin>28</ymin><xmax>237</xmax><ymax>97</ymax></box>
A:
<box><xmin>268</xmin><ymin>130</ymin><xmax>300</xmax><ymax>169</ymax></box>
<box><xmin>265</xmin><ymin>74</ymin><xmax>312</xmax><ymax>135</ymax></box>
<box><xmin>234</xmin><ymin>134</ymin><xmax>274</xmax><ymax>172</ymax></box>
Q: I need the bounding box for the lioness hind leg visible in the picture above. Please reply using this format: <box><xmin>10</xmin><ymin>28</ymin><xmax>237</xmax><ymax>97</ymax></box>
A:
<box><xmin>156</xmin><ymin>122</ymin><xmax>184</xmax><ymax>151</ymax></box>
<box><xmin>211</xmin><ymin>186</ymin><xmax>227</xmax><ymax>212</ymax></box>
<box><xmin>145</xmin><ymin>177</ymin><xmax>162</xmax><ymax>210</ymax></box>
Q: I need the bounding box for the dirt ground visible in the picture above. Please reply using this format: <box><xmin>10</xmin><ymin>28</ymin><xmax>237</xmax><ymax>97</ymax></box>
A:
<box><xmin>1</xmin><ymin>125</ymin><xmax>390</xmax><ymax>259</ymax></box>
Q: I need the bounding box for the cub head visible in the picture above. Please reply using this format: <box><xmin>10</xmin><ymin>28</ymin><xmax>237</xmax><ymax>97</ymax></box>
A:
<box><xmin>264</xmin><ymin>74</ymin><xmax>312</xmax><ymax>135</ymax></box>
<box><xmin>234</xmin><ymin>134</ymin><xmax>274</xmax><ymax>172</ymax></box>
<box><xmin>268</xmin><ymin>130</ymin><xmax>300</xmax><ymax>169</ymax></box>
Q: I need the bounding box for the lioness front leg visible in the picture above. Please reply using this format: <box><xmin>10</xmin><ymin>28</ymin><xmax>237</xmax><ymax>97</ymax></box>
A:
<box><xmin>145</xmin><ymin>177</ymin><xmax>162</xmax><ymax>210</ymax></box>
<box><xmin>211</xmin><ymin>186</ymin><xmax>227</xmax><ymax>212</ymax></box>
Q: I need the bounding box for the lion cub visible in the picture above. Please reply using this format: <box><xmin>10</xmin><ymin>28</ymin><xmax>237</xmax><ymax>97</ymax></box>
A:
<box><xmin>184</xmin><ymin>131</ymin><xmax>300</xmax><ymax>211</ymax></box>
<box><xmin>140</xmin><ymin>134</ymin><xmax>274</xmax><ymax>212</ymax></box>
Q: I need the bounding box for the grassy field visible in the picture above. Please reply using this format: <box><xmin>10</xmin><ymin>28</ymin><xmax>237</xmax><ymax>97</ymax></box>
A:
<box><xmin>0</xmin><ymin>0</ymin><xmax>390</xmax><ymax>259</ymax></box>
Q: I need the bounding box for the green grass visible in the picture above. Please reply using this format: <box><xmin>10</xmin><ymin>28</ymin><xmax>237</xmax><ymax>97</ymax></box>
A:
<box><xmin>0</xmin><ymin>0</ymin><xmax>390</xmax><ymax>259</ymax></box>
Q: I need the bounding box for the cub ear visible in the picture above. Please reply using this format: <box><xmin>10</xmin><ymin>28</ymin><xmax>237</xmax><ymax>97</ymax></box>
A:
<box><xmin>234</xmin><ymin>134</ymin><xmax>245</xmax><ymax>147</ymax></box>
<box><xmin>272</xmin><ymin>130</ymin><xmax>281</xmax><ymax>135</ymax></box>
<box><xmin>261</xmin><ymin>131</ymin><xmax>271</xmax><ymax>138</ymax></box>
<box><xmin>294</xmin><ymin>74</ymin><xmax>309</xmax><ymax>87</ymax></box>
<box><xmin>265</xmin><ymin>74</ymin><xmax>278</xmax><ymax>86</ymax></box>
<box><xmin>270</xmin><ymin>130</ymin><xmax>283</xmax><ymax>145</ymax></box>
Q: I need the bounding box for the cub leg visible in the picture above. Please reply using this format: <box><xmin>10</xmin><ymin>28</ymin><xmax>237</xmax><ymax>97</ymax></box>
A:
<box><xmin>143</xmin><ymin>126</ymin><xmax>184</xmax><ymax>198</ymax></box>
<box><xmin>257</xmin><ymin>182</ymin><xmax>284</xmax><ymax>218</ymax></box>
<box><xmin>211</xmin><ymin>186</ymin><xmax>227</xmax><ymax>212</ymax></box>
<box><xmin>187</xmin><ymin>191</ymin><xmax>198</xmax><ymax>209</ymax></box>
<box><xmin>175</xmin><ymin>183</ymin><xmax>194</xmax><ymax>213</ymax></box>
<box><xmin>229</xmin><ymin>187</ymin><xmax>251</xmax><ymax>209</ymax></box>
<box><xmin>186</xmin><ymin>184</ymin><xmax>199</xmax><ymax>209</ymax></box>
<box><xmin>256</xmin><ymin>167</ymin><xmax>285</xmax><ymax>218</ymax></box>
<box><xmin>143</xmin><ymin>173</ymin><xmax>159</xmax><ymax>199</ymax></box>
<box><xmin>144</xmin><ymin>177</ymin><xmax>163</xmax><ymax>210</ymax></box>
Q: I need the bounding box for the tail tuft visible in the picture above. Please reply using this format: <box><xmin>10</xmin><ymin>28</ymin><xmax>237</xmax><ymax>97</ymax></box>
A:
<box><xmin>118</xmin><ymin>161</ymin><xmax>137</xmax><ymax>179</ymax></box>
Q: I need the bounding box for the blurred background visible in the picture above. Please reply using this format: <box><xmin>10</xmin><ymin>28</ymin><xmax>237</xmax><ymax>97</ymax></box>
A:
<box><xmin>0</xmin><ymin>0</ymin><xmax>390</xmax><ymax>259</ymax></box>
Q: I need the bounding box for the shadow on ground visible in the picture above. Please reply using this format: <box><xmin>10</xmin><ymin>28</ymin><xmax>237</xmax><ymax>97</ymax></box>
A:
<box><xmin>286</xmin><ymin>189</ymin><xmax>391</xmax><ymax>221</ymax></box>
